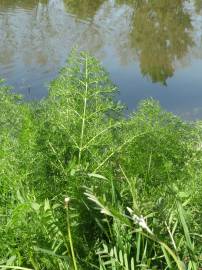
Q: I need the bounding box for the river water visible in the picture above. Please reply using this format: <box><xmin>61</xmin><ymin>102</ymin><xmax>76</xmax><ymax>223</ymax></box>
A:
<box><xmin>0</xmin><ymin>0</ymin><xmax>202</xmax><ymax>119</ymax></box>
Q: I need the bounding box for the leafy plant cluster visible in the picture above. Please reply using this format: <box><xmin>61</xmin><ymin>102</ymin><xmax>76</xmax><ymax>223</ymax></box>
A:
<box><xmin>0</xmin><ymin>51</ymin><xmax>202</xmax><ymax>270</ymax></box>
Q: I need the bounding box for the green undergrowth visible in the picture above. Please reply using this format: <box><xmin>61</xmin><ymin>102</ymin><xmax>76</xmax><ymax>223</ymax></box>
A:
<box><xmin>0</xmin><ymin>51</ymin><xmax>202</xmax><ymax>270</ymax></box>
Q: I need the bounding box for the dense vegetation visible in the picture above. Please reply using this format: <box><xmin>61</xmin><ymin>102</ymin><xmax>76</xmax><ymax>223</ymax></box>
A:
<box><xmin>0</xmin><ymin>51</ymin><xmax>202</xmax><ymax>270</ymax></box>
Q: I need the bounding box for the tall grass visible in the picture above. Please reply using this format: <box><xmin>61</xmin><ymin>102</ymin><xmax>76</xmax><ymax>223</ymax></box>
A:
<box><xmin>0</xmin><ymin>51</ymin><xmax>201</xmax><ymax>269</ymax></box>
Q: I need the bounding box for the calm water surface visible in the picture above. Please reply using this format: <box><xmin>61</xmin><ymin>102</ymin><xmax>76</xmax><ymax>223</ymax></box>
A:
<box><xmin>0</xmin><ymin>0</ymin><xmax>202</xmax><ymax>119</ymax></box>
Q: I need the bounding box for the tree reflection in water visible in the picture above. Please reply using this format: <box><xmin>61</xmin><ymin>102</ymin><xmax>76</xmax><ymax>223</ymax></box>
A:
<box><xmin>64</xmin><ymin>0</ymin><xmax>105</xmax><ymax>20</ymax></box>
<box><xmin>0</xmin><ymin>0</ymin><xmax>199</xmax><ymax>87</ymax></box>
<box><xmin>116</xmin><ymin>0</ymin><xmax>194</xmax><ymax>84</ymax></box>
<box><xmin>194</xmin><ymin>0</ymin><xmax>202</xmax><ymax>13</ymax></box>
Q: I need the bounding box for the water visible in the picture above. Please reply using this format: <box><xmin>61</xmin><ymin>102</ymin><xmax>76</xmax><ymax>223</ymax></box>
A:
<box><xmin>0</xmin><ymin>0</ymin><xmax>202</xmax><ymax>120</ymax></box>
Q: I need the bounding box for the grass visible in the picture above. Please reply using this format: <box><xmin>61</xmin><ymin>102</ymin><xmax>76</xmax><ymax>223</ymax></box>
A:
<box><xmin>0</xmin><ymin>50</ymin><xmax>202</xmax><ymax>269</ymax></box>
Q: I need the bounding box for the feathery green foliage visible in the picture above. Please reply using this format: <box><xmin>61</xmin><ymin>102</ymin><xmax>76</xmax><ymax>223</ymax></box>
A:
<box><xmin>0</xmin><ymin>51</ymin><xmax>202</xmax><ymax>269</ymax></box>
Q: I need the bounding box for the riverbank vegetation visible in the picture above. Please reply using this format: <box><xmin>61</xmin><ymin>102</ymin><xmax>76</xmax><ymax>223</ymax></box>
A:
<box><xmin>0</xmin><ymin>51</ymin><xmax>202</xmax><ymax>270</ymax></box>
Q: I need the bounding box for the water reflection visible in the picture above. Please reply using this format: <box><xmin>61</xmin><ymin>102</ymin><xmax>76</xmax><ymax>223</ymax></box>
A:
<box><xmin>0</xmin><ymin>0</ymin><xmax>39</xmax><ymax>10</ymax></box>
<box><xmin>0</xmin><ymin>0</ymin><xmax>202</xmax><ymax>119</ymax></box>
<box><xmin>116</xmin><ymin>0</ymin><xmax>194</xmax><ymax>84</ymax></box>
<box><xmin>194</xmin><ymin>0</ymin><xmax>202</xmax><ymax>13</ymax></box>
<box><xmin>0</xmin><ymin>0</ymin><xmax>197</xmax><ymax>85</ymax></box>
<box><xmin>64</xmin><ymin>0</ymin><xmax>105</xmax><ymax>20</ymax></box>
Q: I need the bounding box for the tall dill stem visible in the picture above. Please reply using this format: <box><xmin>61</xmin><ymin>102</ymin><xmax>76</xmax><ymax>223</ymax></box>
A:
<box><xmin>65</xmin><ymin>201</ymin><xmax>78</xmax><ymax>270</ymax></box>
<box><xmin>78</xmin><ymin>54</ymin><xmax>88</xmax><ymax>164</ymax></box>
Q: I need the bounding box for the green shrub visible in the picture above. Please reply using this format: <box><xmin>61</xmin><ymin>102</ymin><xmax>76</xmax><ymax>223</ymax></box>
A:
<box><xmin>0</xmin><ymin>52</ymin><xmax>201</xmax><ymax>269</ymax></box>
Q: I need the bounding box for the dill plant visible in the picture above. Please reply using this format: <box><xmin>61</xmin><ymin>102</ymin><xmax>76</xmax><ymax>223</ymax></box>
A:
<box><xmin>0</xmin><ymin>51</ymin><xmax>202</xmax><ymax>269</ymax></box>
<box><xmin>35</xmin><ymin>50</ymin><xmax>124</xmax><ymax>198</ymax></box>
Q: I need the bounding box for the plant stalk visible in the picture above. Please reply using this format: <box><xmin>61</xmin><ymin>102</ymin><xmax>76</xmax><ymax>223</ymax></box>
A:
<box><xmin>66</xmin><ymin>205</ymin><xmax>78</xmax><ymax>270</ymax></box>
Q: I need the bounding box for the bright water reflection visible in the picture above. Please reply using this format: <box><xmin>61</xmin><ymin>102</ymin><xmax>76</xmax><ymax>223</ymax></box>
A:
<box><xmin>0</xmin><ymin>0</ymin><xmax>202</xmax><ymax>119</ymax></box>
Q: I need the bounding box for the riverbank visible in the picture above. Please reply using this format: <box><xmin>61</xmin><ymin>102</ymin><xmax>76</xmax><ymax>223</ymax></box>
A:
<box><xmin>0</xmin><ymin>51</ymin><xmax>201</xmax><ymax>269</ymax></box>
